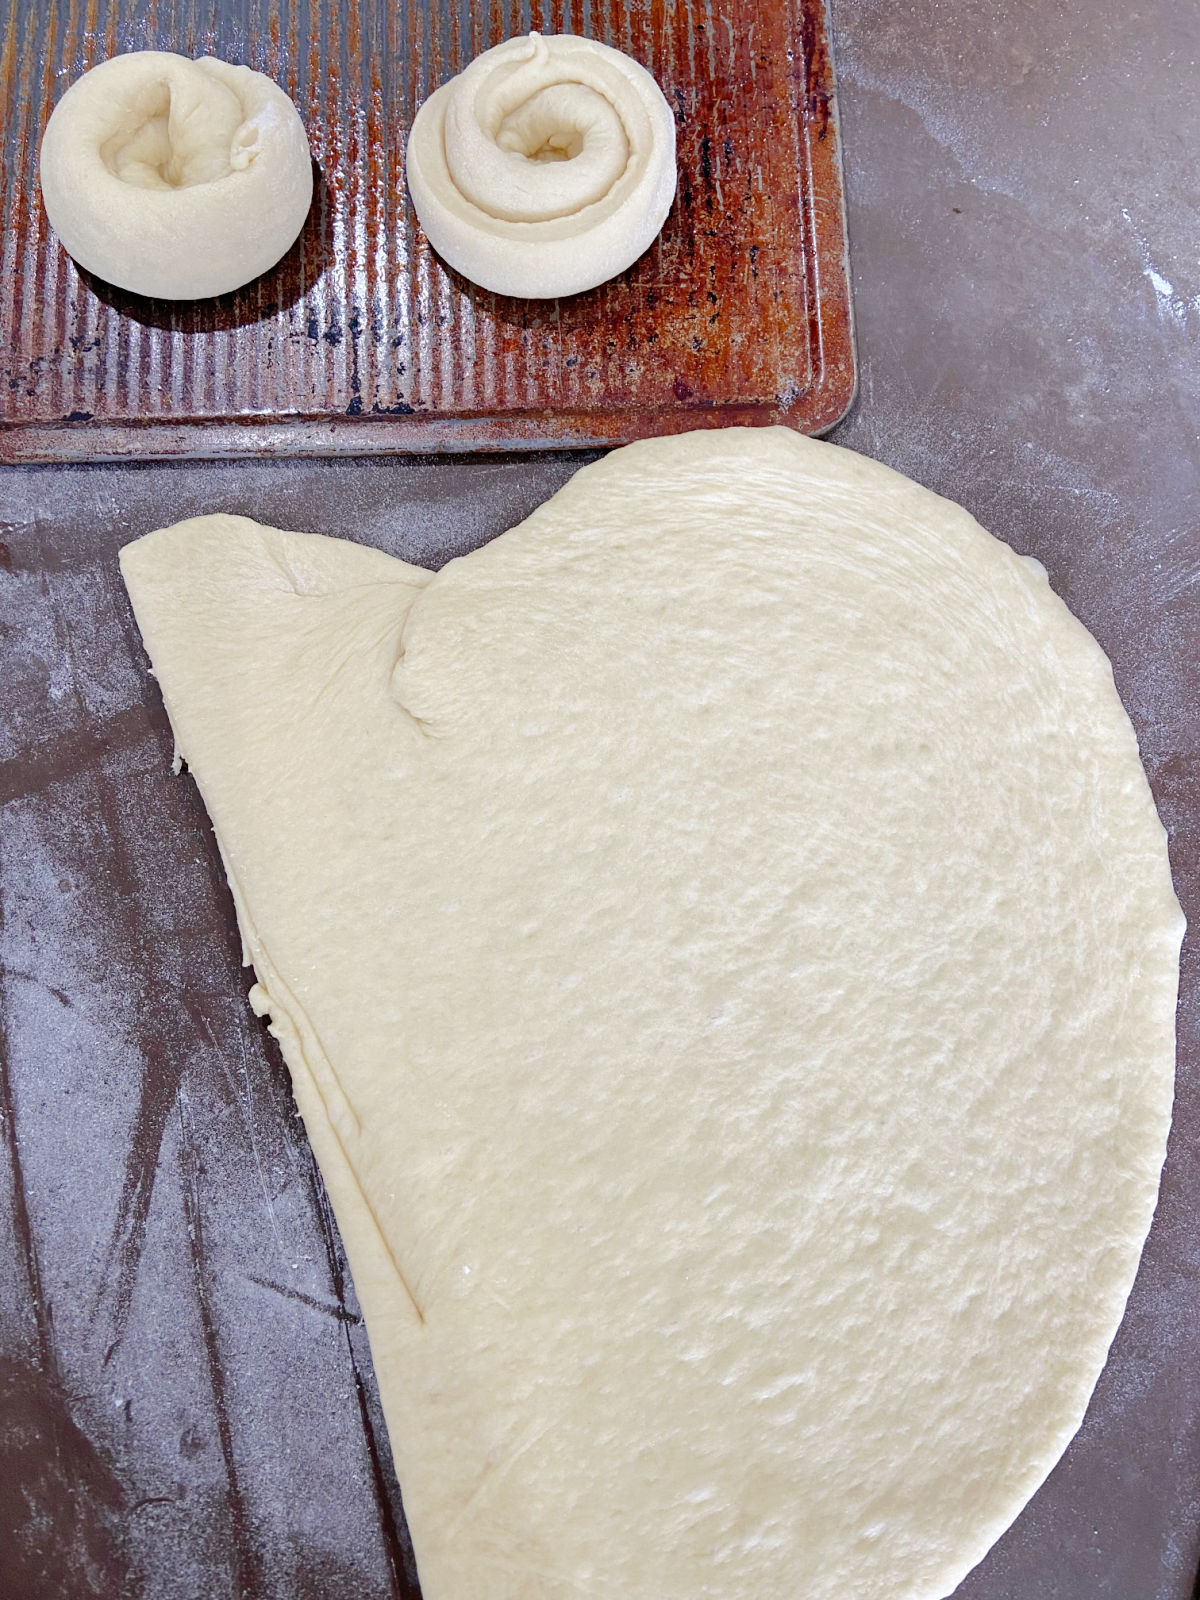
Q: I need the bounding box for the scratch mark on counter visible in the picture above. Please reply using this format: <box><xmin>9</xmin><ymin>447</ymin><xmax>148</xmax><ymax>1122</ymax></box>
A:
<box><xmin>4</xmin><ymin>969</ymin><xmax>71</xmax><ymax>1007</ymax></box>
<box><xmin>0</xmin><ymin>953</ymin><xmax>55</xmax><ymax>1379</ymax></box>
<box><xmin>177</xmin><ymin>1078</ymin><xmax>257</xmax><ymax>1600</ymax></box>
<box><xmin>309</xmin><ymin>1164</ymin><xmax>414</xmax><ymax>1596</ymax></box>
<box><xmin>351</xmin><ymin>1354</ymin><xmax>415</xmax><ymax>1599</ymax></box>
<box><xmin>0</xmin><ymin>858</ymin><xmax>130</xmax><ymax>1594</ymax></box>
<box><xmin>127</xmin><ymin>1494</ymin><xmax>181</xmax><ymax>1516</ymax></box>
<box><xmin>245</xmin><ymin>1274</ymin><xmax>361</xmax><ymax>1325</ymax></box>
<box><xmin>96</xmin><ymin>1035</ymin><xmax>185</xmax><ymax>1364</ymax></box>
<box><xmin>204</xmin><ymin>1012</ymin><xmax>289</xmax><ymax>1266</ymax></box>
<box><xmin>53</xmin><ymin>526</ymin><xmax>189</xmax><ymax>1373</ymax></box>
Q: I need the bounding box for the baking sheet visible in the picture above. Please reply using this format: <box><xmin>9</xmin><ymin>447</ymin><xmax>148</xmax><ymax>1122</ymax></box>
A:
<box><xmin>0</xmin><ymin>0</ymin><xmax>854</xmax><ymax>461</ymax></box>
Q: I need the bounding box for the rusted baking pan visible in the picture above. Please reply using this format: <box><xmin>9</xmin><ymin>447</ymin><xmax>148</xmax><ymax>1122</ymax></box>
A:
<box><xmin>0</xmin><ymin>0</ymin><xmax>855</xmax><ymax>461</ymax></box>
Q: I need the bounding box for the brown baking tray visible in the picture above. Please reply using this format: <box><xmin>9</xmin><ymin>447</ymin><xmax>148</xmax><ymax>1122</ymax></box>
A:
<box><xmin>0</xmin><ymin>0</ymin><xmax>854</xmax><ymax>462</ymax></box>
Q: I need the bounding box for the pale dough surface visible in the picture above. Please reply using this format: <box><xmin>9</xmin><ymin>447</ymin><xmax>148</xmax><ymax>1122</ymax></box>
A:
<box><xmin>406</xmin><ymin>33</ymin><xmax>676</xmax><ymax>298</ymax></box>
<box><xmin>40</xmin><ymin>52</ymin><xmax>312</xmax><ymax>300</ymax></box>
<box><xmin>120</xmin><ymin>427</ymin><xmax>1182</xmax><ymax>1600</ymax></box>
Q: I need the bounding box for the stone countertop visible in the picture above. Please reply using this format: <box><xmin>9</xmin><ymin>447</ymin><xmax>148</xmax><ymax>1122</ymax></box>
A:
<box><xmin>1</xmin><ymin>1</ymin><xmax>1198</xmax><ymax>1595</ymax></box>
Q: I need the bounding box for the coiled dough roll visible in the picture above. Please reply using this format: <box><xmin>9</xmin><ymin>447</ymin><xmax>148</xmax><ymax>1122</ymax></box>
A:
<box><xmin>406</xmin><ymin>32</ymin><xmax>677</xmax><ymax>299</ymax></box>
<box><xmin>39</xmin><ymin>52</ymin><xmax>313</xmax><ymax>301</ymax></box>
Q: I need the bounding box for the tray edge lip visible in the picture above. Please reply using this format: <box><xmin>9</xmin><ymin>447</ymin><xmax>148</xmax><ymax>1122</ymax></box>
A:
<box><xmin>810</xmin><ymin>0</ymin><xmax>859</xmax><ymax>436</ymax></box>
<box><xmin>0</xmin><ymin>390</ymin><xmax>850</xmax><ymax>465</ymax></box>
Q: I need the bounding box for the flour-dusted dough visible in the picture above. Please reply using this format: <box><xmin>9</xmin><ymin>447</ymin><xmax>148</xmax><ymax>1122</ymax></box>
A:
<box><xmin>120</xmin><ymin>427</ymin><xmax>1182</xmax><ymax>1600</ymax></box>
<box><xmin>40</xmin><ymin>52</ymin><xmax>313</xmax><ymax>300</ymax></box>
<box><xmin>406</xmin><ymin>33</ymin><xmax>676</xmax><ymax>297</ymax></box>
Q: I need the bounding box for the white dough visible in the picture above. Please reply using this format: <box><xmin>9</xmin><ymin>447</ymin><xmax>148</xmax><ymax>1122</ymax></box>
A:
<box><xmin>120</xmin><ymin>427</ymin><xmax>1182</xmax><ymax>1600</ymax></box>
<box><xmin>39</xmin><ymin>52</ymin><xmax>313</xmax><ymax>300</ymax></box>
<box><xmin>406</xmin><ymin>33</ymin><xmax>676</xmax><ymax>297</ymax></box>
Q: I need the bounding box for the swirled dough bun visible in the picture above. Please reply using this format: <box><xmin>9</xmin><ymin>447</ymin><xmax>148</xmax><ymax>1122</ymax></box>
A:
<box><xmin>406</xmin><ymin>32</ymin><xmax>677</xmax><ymax>298</ymax></box>
<box><xmin>39</xmin><ymin>51</ymin><xmax>313</xmax><ymax>300</ymax></box>
<box><xmin>120</xmin><ymin>428</ymin><xmax>1182</xmax><ymax>1600</ymax></box>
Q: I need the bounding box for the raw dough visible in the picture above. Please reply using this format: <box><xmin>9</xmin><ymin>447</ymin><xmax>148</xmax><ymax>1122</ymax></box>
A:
<box><xmin>405</xmin><ymin>33</ymin><xmax>676</xmax><ymax>297</ymax></box>
<box><xmin>40</xmin><ymin>52</ymin><xmax>313</xmax><ymax>300</ymax></box>
<box><xmin>120</xmin><ymin>427</ymin><xmax>1182</xmax><ymax>1600</ymax></box>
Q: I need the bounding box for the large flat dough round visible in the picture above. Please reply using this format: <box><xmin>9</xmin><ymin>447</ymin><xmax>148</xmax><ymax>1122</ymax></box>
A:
<box><xmin>119</xmin><ymin>427</ymin><xmax>1182</xmax><ymax>1600</ymax></box>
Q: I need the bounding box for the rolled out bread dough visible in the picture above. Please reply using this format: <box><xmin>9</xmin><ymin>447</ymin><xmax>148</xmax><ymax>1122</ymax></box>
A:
<box><xmin>120</xmin><ymin>427</ymin><xmax>1182</xmax><ymax>1600</ymax></box>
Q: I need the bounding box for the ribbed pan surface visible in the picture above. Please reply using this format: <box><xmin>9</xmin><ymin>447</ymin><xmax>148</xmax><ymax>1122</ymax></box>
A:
<box><xmin>0</xmin><ymin>0</ymin><xmax>854</xmax><ymax>460</ymax></box>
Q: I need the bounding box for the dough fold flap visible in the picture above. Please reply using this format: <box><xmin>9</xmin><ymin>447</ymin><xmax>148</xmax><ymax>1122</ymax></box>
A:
<box><xmin>120</xmin><ymin>513</ymin><xmax>434</xmax><ymax>1346</ymax></box>
<box><xmin>120</xmin><ymin>431</ymin><xmax>1182</xmax><ymax>1600</ymax></box>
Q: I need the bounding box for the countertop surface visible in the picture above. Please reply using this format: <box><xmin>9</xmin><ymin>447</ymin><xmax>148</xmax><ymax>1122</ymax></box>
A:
<box><xmin>2</xmin><ymin>1</ymin><xmax>1199</xmax><ymax>1596</ymax></box>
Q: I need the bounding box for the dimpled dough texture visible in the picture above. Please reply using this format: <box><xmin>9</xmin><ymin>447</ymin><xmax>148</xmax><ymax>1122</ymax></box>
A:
<box><xmin>119</xmin><ymin>428</ymin><xmax>1182</xmax><ymax>1600</ymax></box>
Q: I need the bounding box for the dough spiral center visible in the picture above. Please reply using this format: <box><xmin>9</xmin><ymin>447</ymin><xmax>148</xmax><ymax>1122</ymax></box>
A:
<box><xmin>405</xmin><ymin>31</ymin><xmax>677</xmax><ymax>298</ymax></box>
<box><xmin>98</xmin><ymin>58</ymin><xmax>258</xmax><ymax>190</ymax></box>
<box><xmin>446</xmin><ymin>36</ymin><xmax>634</xmax><ymax>222</ymax></box>
<box><xmin>39</xmin><ymin>50</ymin><xmax>314</xmax><ymax>299</ymax></box>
